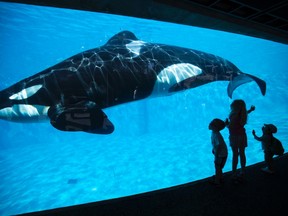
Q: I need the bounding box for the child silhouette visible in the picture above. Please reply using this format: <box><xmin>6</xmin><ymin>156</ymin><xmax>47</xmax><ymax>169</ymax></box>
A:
<box><xmin>252</xmin><ymin>124</ymin><xmax>278</xmax><ymax>174</ymax></box>
<box><xmin>209</xmin><ymin>118</ymin><xmax>228</xmax><ymax>186</ymax></box>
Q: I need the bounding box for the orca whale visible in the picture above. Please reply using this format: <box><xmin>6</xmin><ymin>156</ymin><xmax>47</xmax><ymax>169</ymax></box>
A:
<box><xmin>0</xmin><ymin>31</ymin><xmax>266</xmax><ymax>134</ymax></box>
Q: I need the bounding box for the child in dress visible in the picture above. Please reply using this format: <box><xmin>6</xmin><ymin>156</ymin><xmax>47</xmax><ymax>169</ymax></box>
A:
<box><xmin>252</xmin><ymin>124</ymin><xmax>277</xmax><ymax>174</ymax></box>
<box><xmin>225</xmin><ymin>99</ymin><xmax>255</xmax><ymax>182</ymax></box>
<box><xmin>209</xmin><ymin>118</ymin><xmax>228</xmax><ymax>185</ymax></box>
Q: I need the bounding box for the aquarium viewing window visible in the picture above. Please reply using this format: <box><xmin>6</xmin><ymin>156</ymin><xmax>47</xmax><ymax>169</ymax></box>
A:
<box><xmin>0</xmin><ymin>1</ymin><xmax>287</xmax><ymax>215</ymax></box>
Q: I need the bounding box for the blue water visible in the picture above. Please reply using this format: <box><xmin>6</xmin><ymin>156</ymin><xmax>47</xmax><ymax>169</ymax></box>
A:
<box><xmin>0</xmin><ymin>2</ymin><xmax>288</xmax><ymax>215</ymax></box>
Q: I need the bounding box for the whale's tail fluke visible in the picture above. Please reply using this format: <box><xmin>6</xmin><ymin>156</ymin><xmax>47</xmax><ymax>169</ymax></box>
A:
<box><xmin>227</xmin><ymin>73</ymin><xmax>266</xmax><ymax>98</ymax></box>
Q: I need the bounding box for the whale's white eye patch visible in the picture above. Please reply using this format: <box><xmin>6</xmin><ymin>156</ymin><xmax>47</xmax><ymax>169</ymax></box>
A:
<box><xmin>126</xmin><ymin>40</ymin><xmax>145</xmax><ymax>56</ymax></box>
<box><xmin>9</xmin><ymin>85</ymin><xmax>42</xmax><ymax>100</ymax></box>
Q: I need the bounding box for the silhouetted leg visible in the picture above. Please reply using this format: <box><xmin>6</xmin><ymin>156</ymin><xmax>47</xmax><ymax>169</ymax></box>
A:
<box><xmin>231</xmin><ymin>145</ymin><xmax>239</xmax><ymax>176</ymax></box>
<box><xmin>264</xmin><ymin>150</ymin><xmax>274</xmax><ymax>171</ymax></box>
<box><xmin>239</xmin><ymin>146</ymin><xmax>246</xmax><ymax>175</ymax></box>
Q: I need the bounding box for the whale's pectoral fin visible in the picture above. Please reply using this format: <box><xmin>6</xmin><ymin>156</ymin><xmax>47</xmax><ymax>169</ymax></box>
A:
<box><xmin>48</xmin><ymin>101</ymin><xmax>114</xmax><ymax>134</ymax></box>
<box><xmin>227</xmin><ymin>73</ymin><xmax>266</xmax><ymax>98</ymax></box>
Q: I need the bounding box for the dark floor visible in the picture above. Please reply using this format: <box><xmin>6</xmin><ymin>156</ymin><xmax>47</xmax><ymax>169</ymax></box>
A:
<box><xmin>21</xmin><ymin>153</ymin><xmax>288</xmax><ymax>216</ymax></box>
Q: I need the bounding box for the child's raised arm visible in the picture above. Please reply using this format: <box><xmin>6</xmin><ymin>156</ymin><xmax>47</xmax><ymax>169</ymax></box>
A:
<box><xmin>247</xmin><ymin>105</ymin><xmax>255</xmax><ymax>114</ymax></box>
<box><xmin>252</xmin><ymin>129</ymin><xmax>262</xmax><ymax>141</ymax></box>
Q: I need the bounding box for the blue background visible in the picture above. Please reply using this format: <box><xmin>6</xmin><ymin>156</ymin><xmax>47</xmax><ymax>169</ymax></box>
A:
<box><xmin>0</xmin><ymin>2</ymin><xmax>287</xmax><ymax>215</ymax></box>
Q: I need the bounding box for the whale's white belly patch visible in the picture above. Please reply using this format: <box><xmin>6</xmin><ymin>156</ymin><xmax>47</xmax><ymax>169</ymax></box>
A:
<box><xmin>0</xmin><ymin>104</ymin><xmax>49</xmax><ymax>122</ymax></box>
<box><xmin>150</xmin><ymin>63</ymin><xmax>202</xmax><ymax>97</ymax></box>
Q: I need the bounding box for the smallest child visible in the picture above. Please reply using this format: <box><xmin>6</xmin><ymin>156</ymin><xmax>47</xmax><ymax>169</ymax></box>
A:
<box><xmin>209</xmin><ymin>118</ymin><xmax>228</xmax><ymax>186</ymax></box>
<box><xmin>252</xmin><ymin>124</ymin><xmax>277</xmax><ymax>174</ymax></box>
